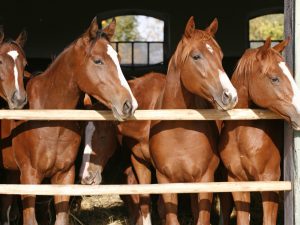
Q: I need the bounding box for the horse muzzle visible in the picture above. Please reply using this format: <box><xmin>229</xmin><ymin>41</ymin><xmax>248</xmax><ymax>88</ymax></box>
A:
<box><xmin>8</xmin><ymin>91</ymin><xmax>27</xmax><ymax>109</ymax></box>
<box><xmin>214</xmin><ymin>89</ymin><xmax>238</xmax><ymax>111</ymax></box>
<box><xmin>112</xmin><ymin>98</ymin><xmax>138</xmax><ymax>121</ymax></box>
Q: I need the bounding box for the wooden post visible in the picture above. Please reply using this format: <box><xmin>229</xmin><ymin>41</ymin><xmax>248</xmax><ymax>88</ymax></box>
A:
<box><xmin>284</xmin><ymin>0</ymin><xmax>296</xmax><ymax>224</ymax></box>
<box><xmin>294</xmin><ymin>0</ymin><xmax>300</xmax><ymax>224</ymax></box>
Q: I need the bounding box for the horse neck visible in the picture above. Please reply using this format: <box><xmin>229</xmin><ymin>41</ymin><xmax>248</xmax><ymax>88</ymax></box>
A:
<box><xmin>162</xmin><ymin>57</ymin><xmax>205</xmax><ymax>109</ymax></box>
<box><xmin>231</xmin><ymin>70</ymin><xmax>253</xmax><ymax>109</ymax></box>
<box><xmin>28</xmin><ymin>47</ymin><xmax>81</xmax><ymax>109</ymax></box>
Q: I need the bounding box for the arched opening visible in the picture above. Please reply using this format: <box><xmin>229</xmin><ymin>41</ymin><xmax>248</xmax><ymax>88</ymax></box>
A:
<box><xmin>249</xmin><ymin>13</ymin><xmax>284</xmax><ymax>48</ymax></box>
<box><xmin>102</xmin><ymin>15</ymin><xmax>164</xmax><ymax>66</ymax></box>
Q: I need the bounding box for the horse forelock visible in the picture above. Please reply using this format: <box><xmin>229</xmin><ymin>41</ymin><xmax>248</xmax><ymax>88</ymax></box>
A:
<box><xmin>90</xmin><ymin>31</ymin><xmax>109</xmax><ymax>46</ymax></box>
<box><xmin>171</xmin><ymin>30</ymin><xmax>215</xmax><ymax>69</ymax></box>
<box><xmin>0</xmin><ymin>40</ymin><xmax>26</xmax><ymax>60</ymax></box>
<box><xmin>77</xmin><ymin>31</ymin><xmax>110</xmax><ymax>59</ymax></box>
<box><xmin>233</xmin><ymin>48</ymin><xmax>282</xmax><ymax>86</ymax></box>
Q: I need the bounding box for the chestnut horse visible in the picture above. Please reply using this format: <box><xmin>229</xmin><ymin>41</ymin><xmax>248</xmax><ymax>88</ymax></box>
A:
<box><xmin>2</xmin><ymin>17</ymin><xmax>137</xmax><ymax>225</ymax></box>
<box><xmin>0</xmin><ymin>29</ymin><xmax>28</xmax><ymax>225</ymax></box>
<box><xmin>81</xmin><ymin>16</ymin><xmax>238</xmax><ymax>225</ymax></box>
<box><xmin>148</xmin><ymin>16</ymin><xmax>237</xmax><ymax>225</ymax></box>
<box><xmin>0</xmin><ymin>29</ymin><xmax>27</xmax><ymax>109</ymax></box>
<box><xmin>219</xmin><ymin>38</ymin><xmax>300</xmax><ymax>225</ymax></box>
<box><xmin>79</xmin><ymin>72</ymin><xmax>166</xmax><ymax>224</ymax></box>
<box><xmin>79</xmin><ymin>72</ymin><xmax>165</xmax><ymax>186</ymax></box>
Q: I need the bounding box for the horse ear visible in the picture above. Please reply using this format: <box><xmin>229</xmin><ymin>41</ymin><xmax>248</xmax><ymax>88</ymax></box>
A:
<box><xmin>262</xmin><ymin>37</ymin><xmax>272</xmax><ymax>50</ymax></box>
<box><xmin>184</xmin><ymin>16</ymin><xmax>195</xmax><ymax>38</ymax></box>
<box><xmin>273</xmin><ymin>37</ymin><xmax>290</xmax><ymax>53</ymax></box>
<box><xmin>205</xmin><ymin>18</ymin><xmax>218</xmax><ymax>36</ymax></box>
<box><xmin>0</xmin><ymin>26</ymin><xmax>4</xmax><ymax>44</ymax></box>
<box><xmin>102</xmin><ymin>18</ymin><xmax>116</xmax><ymax>41</ymax></box>
<box><xmin>86</xmin><ymin>17</ymin><xmax>99</xmax><ymax>40</ymax></box>
<box><xmin>15</xmin><ymin>30</ymin><xmax>27</xmax><ymax>47</ymax></box>
<box><xmin>257</xmin><ymin>37</ymin><xmax>272</xmax><ymax>59</ymax></box>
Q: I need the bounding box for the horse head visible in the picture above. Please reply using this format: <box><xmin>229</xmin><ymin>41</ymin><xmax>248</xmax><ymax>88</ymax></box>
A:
<box><xmin>0</xmin><ymin>29</ymin><xmax>27</xmax><ymax>109</ymax></box>
<box><xmin>172</xmin><ymin>16</ymin><xmax>237</xmax><ymax>110</ymax></box>
<box><xmin>234</xmin><ymin>37</ymin><xmax>300</xmax><ymax>130</ymax></box>
<box><xmin>73</xmin><ymin>18</ymin><xmax>138</xmax><ymax>121</ymax></box>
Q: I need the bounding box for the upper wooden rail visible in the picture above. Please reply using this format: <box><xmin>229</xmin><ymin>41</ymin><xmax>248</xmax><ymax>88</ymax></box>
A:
<box><xmin>0</xmin><ymin>109</ymin><xmax>289</xmax><ymax>196</ymax></box>
<box><xmin>0</xmin><ymin>109</ymin><xmax>282</xmax><ymax>121</ymax></box>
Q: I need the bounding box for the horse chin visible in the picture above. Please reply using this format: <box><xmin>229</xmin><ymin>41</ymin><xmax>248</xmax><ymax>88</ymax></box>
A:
<box><xmin>7</xmin><ymin>95</ymin><xmax>27</xmax><ymax>109</ymax></box>
<box><xmin>7</xmin><ymin>101</ymin><xmax>22</xmax><ymax>110</ymax></box>
<box><xmin>213</xmin><ymin>99</ymin><xmax>235</xmax><ymax>111</ymax></box>
<box><xmin>112</xmin><ymin>105</ymin><xmax>134</xmax><ymax>121</ymax></box>
<box><xmin>112</xmin><ymin>107</ymin><xmax>126</xmax><ymax>121</ymax></box>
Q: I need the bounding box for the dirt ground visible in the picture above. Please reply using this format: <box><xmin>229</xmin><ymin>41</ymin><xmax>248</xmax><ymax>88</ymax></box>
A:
<box><xmin>67</xmin><ymin>147</ymin><xmax>284</xmax><ymax>225</ymax></box>
<box><xmin>68</xmin><ymin>192</ymin><xmax>284</xmax><ymax>225</ymax></box>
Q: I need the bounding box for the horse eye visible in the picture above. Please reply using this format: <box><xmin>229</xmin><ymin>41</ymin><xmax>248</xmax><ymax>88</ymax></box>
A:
<box><xmin>93</xmin><ymin>59</ymin><xmax>103</xmax><ymax>65</ymax></box>
<box><xmin>192</xmin><ymin>55</ymin><xmax>201</xmax><ymax>60</ymax></box>
<box><xmin>0</xmin><ymin>60</ymin><xmax>2</xmax><ymax>64</ymax></box>
<box><xmin>270</xmin><ymin>76</ymin><xmax>280</xmax><ymax>84</ymax></box>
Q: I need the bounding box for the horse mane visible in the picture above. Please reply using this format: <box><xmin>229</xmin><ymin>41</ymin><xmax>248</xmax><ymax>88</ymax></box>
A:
<box><xmin>232</xmin><ymin>47</ymin><xmax>283</xmax><ymax>86</ymax></box>
<box><xmin>42</xmin><ymin>29</ymin><xmax>109</xmax><ymax>76</ymax></box>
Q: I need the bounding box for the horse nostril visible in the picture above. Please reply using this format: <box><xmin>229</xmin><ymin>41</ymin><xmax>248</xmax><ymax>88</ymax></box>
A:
<box><xmin>122</xmin><ymin>100</ymin><xmax>133</xmax><ymax>115</ymax></box>
<box><xmin>222</xmin><ymin>89</ymin><xmax>232</xmax><ymax>105</ymax></box>
<box><xmin>11</xmin><ymin>91</ymin><xmax>18</xmax><ymax>103</ymax></box>
<box><xmin>232</xmin><ymin>95</ymin><xmax>237</xmax><ymax>103</ymax></box>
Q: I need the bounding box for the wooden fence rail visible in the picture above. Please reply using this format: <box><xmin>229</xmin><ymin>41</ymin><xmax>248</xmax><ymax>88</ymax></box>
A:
<box><xmin>0</xmin><ymin>109</ymin><xmax>289</xmax><ymax>195</ymax></box>
<box><xmin>0</xmin><ymin>182</ymin><xmax>291</xmax><ymax>196</ymax></box>
<box><xmin>0</xmin><ymin>109</ymin><xmax>282</xmax><ymax>121</ymax></box>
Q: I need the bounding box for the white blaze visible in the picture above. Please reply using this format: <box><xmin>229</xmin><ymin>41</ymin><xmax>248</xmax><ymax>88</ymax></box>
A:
<box><xmin>107</xmin><ymin>44</ymin><xmax>138</xmax><ymax>111</ymax></box>
<box><xmin>142</xmin><ymin>213</ymin><xmax>152</xmax><ymax>225</ymax></box>
<box><xmin>7</xmin><ymin>50</ymin><xmax>20</xmax><ymax>95</ymax></box>
<box><xmin>79</xmin><ymin>122</ymin><xmax>96</xmax><ymax>180</ymax></box>
<box><xmin>206</xmin><ymin>44</ymin><xmax>214</xmax><ymax>53</ymax></box>
<box><xmin>218</xmin><ymin>69</ymin><xmax>238</xmax><ymax>99</ymax></box>
<box><xmin>279</xmin><ymin>62</ymin><xmax>300</xmax><ymax>113</ymax></box>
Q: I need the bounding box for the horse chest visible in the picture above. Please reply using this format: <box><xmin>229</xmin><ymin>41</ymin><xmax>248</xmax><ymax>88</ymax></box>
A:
<box><xmin>222</xmin><ymin>122</ymin><xmax>282</xmax><ymax>180</ymax></box>
<box><xmin>150</xmin><ymin>121</ymin><xmax>218</xmax><ymax>180</ymax></box>
<box><xmin>14</xmin><ymin>124</ymin><xmax>81</xmax><ymax>174</ymax></box>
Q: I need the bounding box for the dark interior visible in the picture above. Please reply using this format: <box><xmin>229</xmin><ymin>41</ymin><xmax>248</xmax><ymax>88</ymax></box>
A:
<box><xmin>0</xmin><ymin>0</ymin><xmax>283</xmax><ymax>78</ymax></box>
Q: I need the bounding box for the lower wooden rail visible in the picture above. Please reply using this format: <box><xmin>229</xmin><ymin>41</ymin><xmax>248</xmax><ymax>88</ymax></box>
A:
<box><xmin>0</xmin><ymin>181</ymin><xmax>291</xmax><ymax>196</ymax></box>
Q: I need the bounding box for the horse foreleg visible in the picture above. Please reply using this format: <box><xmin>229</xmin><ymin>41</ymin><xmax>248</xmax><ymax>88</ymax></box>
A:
<box><xmin>194</xmin><ymin>172</ymin><xmax>214</xmax><ymax>225</ymax></box>
<box><xmin>156</xmin><ymin>171</ymin><xmax>179</xmax><ymax>225</ymax></box>
<box><xmin>20</xmin><ymin>168</ymin><xmax>42</xmax><ymax>225</ymax></box>
<box><xmin>121</xmin><ymin>166</ymin><xmax>142</xmax><ymax>225</ymax></box>
<box><xmin>261</xmin><ymin>191</ymin><xmax>279</xmax><ymax>225</ymax></box>
<box><xmin>131</xmin><ymin>154</ymin><xmax>152</xmax><ymax>225</ymax></box>
<box><xmin>193</xmin><ymin>192</ymin><xmax>213</xmax><ymax>225</ymax></box>
<box><xmin>51</xmin><ymin>166</ymin><xmax>75</xmax><ymax>225</ymax></box>
<box><xmin>228</xmin><ymin>176</ymin><xmax>250</xmax><ymax>225</ymax></box>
